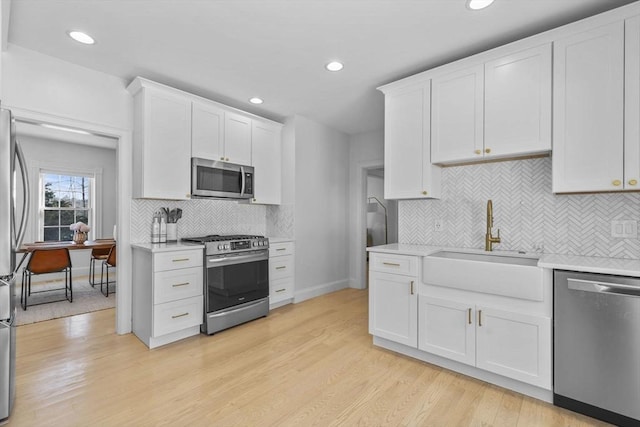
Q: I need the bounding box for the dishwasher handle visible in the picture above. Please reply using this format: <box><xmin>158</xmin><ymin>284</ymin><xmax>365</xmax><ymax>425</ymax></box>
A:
<box><xmin>567</xmin><ymin>278</ymin><xmax>640</xmax><ymax>297</ymax></box>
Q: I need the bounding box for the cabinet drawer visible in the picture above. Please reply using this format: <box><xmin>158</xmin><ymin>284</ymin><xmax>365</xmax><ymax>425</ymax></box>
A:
<box><xmin>154</xmin><ymin>267</ymin><xmax>203</xmax><ymax>305</ymax></box>
<box><xmin>154</xmin><ymin>249</ymin><xmax>202</xmax><ymax>272</ymax></box>
<box><xmin>370</xmin><ymin>253</ymin><xmax>418</xmax><ymax>276</ymax></box>
<box><xmin>153</xmin><ymin>296</ymin><xmax>203</xmax><ymax>337</ymax></box>
<box><xmin>270</xmin><ymin>277</ymin><xmax>293</xmax><ymax>300</ymax></box>
<box><xmin>269</xmin><ymin>242</ymin><xmax>294</xmax><ymax>257</ymax></box>
<box><xmin>269</xmin><ymin>256</ymin><xmax>293</xmax><ymax>280</ymax></box>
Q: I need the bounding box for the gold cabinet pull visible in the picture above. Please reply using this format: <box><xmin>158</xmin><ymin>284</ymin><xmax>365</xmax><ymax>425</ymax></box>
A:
<box><xmin>383</xmin><ymin>262</ymin><xmax>400</xmax><ymax>267</ymax></box>
<box><xmin>410</xmin><ymin>280</ymin><xmax>414</xmax><ymax>295</ymax></box>
<box><xmin>220</xmin><ymin>157</ymin><xmax>225</xmax><ymax>160</ymax></box>
<box><xmin>485</xmin><ymin>148</ymin><xmax>491</xmax><ymax>154</ymax></box>
<box><xmin>478</xmin><ymin>310</ymin><xmax>483</xmax><ymax>327</ymax></box>
<box><xmin>225</xmin><ymin>157</ymin><xmax>230</xmax><ymax>161</ymax></box>
<box><xmin>172</xmin><ymin>258</ymin><xmax>189</xmax><ymax>262</ymax></box>
<box><xmin>613</xmin><ymin>179</ymin><xmax>622</xmax><ymax>186</ymax></box>
<box><xmin>422</xmin><ymin>191</ymin><xmax>427</xmax><ymax>195</ymax></box>
<box><xmin>276</xmin><ymin>248</ymin><xmax>287</xmax><ymax>251</ymax></box>
<box><xmin>172</xmin><ymin>282</ymin><xmax>189</xmax><ymax>287</ymax></box>
<box><xmin>468</xmin><ymin>308</ymin><xmax>472</xmax><ymax>325</ymax></box>
<box><xmin>629</xmin><ymin>179</ymin><xmax>638</xmax><ymax>186</ymax></box>
<box><xmin>275</xmin><ymin>288</ymin><xmax>286</xmax><ymax>293</ymax></box>
<box><xmin>171</xmin><ymin>312</ymin><xmax>189</xmax><ymax>319</ymax></box>
<box><xmin>474</xmin><ymin>149</ymin><xmax>481</xmax><ymax>155</ymax></box>
<box><xmin>275</xmin><ymin>266</ymin><xmax>286</xmax><ymax>270</ymax></box>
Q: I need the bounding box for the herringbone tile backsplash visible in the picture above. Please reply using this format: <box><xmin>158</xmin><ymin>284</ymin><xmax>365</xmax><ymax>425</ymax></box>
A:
<box><xmin>130</xmin><ymin>199</ymin><xmax>267</xmax><ymax>243</ymax></box>
<box><xmin>399</xmin><ymin>157</ymin><xmax>640</xmax><ymax>259</ymax></box>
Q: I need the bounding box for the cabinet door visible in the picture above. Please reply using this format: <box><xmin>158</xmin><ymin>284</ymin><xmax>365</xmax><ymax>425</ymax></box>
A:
<box><xmin>476</xmin><ymin>306</ymin><xmax>551</xmax><ymax>389</ymax></box>
<box><xmin>418</xmin><ymin>296</ymin><xmax>475</xmax><ymax>366</ymax></box>
<box><xmin>485</xmin><ymin>44</ymin><xmax>551</xmax><ymax>158</ymax></box>
<box><xmin>431</xmin><ymin>64</ymin><xmax>484</xmax><ymax>164</ymax></box>
<box><xmin>553</xmin><ymin>21</ymin><xmax>624</xmax><ymax>193</ymax></box>
<box><xmin>625</xmin><ymin>16</ymin><xmax>640</xmax><ymax>190</ymax></box>
<box><xmin>369</xmin><ymin>271</ymin><xmax>417</xmax><ymax>347</ymax></box>
<box><xmin>224</xmin><ymin>112</ymin><xmax>252</xmax><ymax>165</ymax></box>
<box><xmin>192</xmin><ymin>101</ymin><xmax>224</xmax><ymax>161</ymax></box>
<box><xmin>384</xmin><ymin>84</ymin><xmax>430</xmax><ymax>199</ymax></box>
<box><xmin>251</xmin><ymin>121</ymin><xmax>282</xmax><ymax>204</ymax></box>
<box><xmin>141</xmin><ymin>89</ymin><xmax>191</xmax><ymax>200</ymax></box>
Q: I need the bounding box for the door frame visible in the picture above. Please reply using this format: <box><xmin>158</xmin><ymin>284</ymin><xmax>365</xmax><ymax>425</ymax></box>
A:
<box><xmin>9</xmin><ymin>106</ymin><xmax>133</xmax><ymax>335</ymax></box>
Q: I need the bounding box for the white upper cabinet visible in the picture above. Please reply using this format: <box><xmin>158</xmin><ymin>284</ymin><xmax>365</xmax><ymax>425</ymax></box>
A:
<box><xmin>129</xmin><ymin>79</ymin><xmax>192</xmax><ymax>200</ymax></box>
<box><xmin>625</xmin><ymin>15</ymin><xmax>640</xmax><ymax>190</ymax></box>
<box><xmin>382</xmin><ymin>83</ymin><xmax>441</xmax><ymax>199</ymax></box>
<box><xmin>431</xmin><ymin>44</ymin><xmax>551</xmax><ymax>165</ymax></box>
<box><xmin>251</xmin><ymin>120</ymin><xmax>282</xmax><ymax>205</ymax></box>
<box><xmin>224</xmin><ymin>112</ymin><xmax>252</xmax><ymax>165</ymax></box>
<box><xmin>431</xmin><ymin>65</ymin><xmax>484</xmax><ymax>164</ymax></box>
<box><xmin>484</xmin><ymin>44</ymin><xmax>552</xmax><ymax>158</ymax></box>
<box><xmin>553</xmin><ymin>21</ymin><xmax>625</xmax><ymax>193</ymax></box>
<box><xmin>191</xmin><ymin>101</ymin><xmax>224</xmax><ymax>161</ymax></box>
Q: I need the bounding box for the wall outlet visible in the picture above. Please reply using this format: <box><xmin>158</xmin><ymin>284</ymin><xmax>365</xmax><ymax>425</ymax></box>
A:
<box><xmin>434</xmin><ymin>219</ymin><xmax>444</xmax><ymax>232</ymax></box>
<box><xmin>611</xmin><ymin>220</ymin><xmax>638</xmax><ymax>238</ymax></box>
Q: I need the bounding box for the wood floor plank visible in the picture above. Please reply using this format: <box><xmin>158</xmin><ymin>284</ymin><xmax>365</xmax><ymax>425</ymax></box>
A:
<box><xmin>6</xmin><ymin>288</ymin><xmax>613</xmax><ymax>426</ymax></box>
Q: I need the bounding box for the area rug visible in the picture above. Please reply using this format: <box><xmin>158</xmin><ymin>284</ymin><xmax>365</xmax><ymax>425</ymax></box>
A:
<box><xmin>15</xmin><ymin>276</ymin><xmax>115</xmax><ymax>326</ymax></box>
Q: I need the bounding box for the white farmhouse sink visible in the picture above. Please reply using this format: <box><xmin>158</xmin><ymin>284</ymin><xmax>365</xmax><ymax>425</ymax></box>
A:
<box><xmin>423</xmin><ymin>250</ymin><xmax>543</xmax><ymax>301</ymax></box>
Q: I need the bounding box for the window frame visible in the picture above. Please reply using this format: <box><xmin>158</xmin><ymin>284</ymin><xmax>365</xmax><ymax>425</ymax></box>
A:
<box><xmin>32</xmin><ymin>162</ymin><xmax>104</xmax><ymax>242</ymax></box>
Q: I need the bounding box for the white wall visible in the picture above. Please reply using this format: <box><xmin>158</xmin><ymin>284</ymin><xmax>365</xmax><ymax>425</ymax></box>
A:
<box><xmin>347</xmin><ymin>129</ymin><xmax>384</xmax><ymax>288</ymax></box>
<box><xmin>293</xmin><ymin>115</ymin><xmax>350</xmax><ymax>301</ymax></box>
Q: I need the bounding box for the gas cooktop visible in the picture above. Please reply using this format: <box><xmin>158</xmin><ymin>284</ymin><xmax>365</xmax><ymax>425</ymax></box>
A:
<box><xmin>182</xmin><ymin>234</ymin><xmax>269</xmax><ymax>255</ymax></box>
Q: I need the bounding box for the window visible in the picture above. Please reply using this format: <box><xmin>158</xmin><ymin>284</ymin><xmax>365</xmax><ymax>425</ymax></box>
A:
<box><xmin>41</xmin><ymin>172</ymin><xmax>94</xmax><ymax>241</ymax></box>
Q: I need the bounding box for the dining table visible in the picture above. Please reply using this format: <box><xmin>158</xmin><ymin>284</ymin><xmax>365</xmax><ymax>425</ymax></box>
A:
<box><xmin>16</xmin><ymin>239</ymin><xmax>116</xmax><ymax>271</ymax></box>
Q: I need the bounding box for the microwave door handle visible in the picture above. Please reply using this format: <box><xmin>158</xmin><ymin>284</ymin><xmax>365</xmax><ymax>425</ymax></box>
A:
<box><xmin>240</xmin><ymin>166</ymin><xmax>246</xmax><ymax>196</ymax></box>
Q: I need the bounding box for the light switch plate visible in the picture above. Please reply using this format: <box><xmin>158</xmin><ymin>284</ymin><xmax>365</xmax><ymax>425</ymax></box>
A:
<box><xmin>611</xmin><ymin>220</ymin><xmax>638</xmax><ymax>238</ymax></box>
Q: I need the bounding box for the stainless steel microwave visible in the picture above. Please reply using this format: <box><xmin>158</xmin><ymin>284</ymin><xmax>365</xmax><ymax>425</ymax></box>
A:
<box><xmin>191</xmin><ymin>158</ymin><xmax>254</xmax><ymax>199</ymax></box>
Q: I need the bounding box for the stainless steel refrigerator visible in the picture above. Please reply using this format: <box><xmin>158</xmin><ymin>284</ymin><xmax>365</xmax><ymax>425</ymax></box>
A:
<box><xmin>0</xmin><ymin>106</ymin><xmax>29</xmax><ymax>422</ymax></box>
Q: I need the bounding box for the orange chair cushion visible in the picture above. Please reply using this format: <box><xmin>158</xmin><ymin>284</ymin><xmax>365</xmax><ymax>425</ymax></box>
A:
<box><xmin>27</xmin><ymin>249</ymin><xmax>71</xmax><ymax>274</ymax></box>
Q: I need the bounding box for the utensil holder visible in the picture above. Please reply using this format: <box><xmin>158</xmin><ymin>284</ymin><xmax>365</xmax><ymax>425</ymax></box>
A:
<box><xmin>167</xmin><ymin>223</ymin><xmax>177</xmax><ymax>242</ymax></box>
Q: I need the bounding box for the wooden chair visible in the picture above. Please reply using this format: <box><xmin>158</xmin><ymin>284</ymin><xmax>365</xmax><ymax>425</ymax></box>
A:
<box><xmin>100</xmin><ymin>245</ymin><xmax>116</xmax><ymax>297</ymax></box>
<box><xmin>21</xmin><ymin>248</ymin><xmax>72</xmax><ymax>310</ymax></box>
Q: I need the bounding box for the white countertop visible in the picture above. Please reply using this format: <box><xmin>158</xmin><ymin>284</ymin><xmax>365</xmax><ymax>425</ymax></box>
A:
<box><xmin>367</xmin><ymin>243</ymin><xmax>640</xmax><ymax>277</ymax></box>
<box><xmin>131</xmin><ymin>242</ymin><xmax>204</xmax><ymax>253</ymax></box>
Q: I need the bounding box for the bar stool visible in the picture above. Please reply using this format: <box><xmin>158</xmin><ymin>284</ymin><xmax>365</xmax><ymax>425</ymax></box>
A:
<box><xmin>100</xmin><ymin>245</ymin><xmax>116</xmax><ymax>297</ymax></box>
<box><xmin>89</xmin><ymin>246</ymin><xmax>111</xmax><ymax>287</ymax></box>
<box><xmin>21</xmin><ymin>248</ymin><xmax>72</xmax><ymax>310</ymax></box>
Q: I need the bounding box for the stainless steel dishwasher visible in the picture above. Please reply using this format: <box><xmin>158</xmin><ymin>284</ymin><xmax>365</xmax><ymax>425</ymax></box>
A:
<box><xmin>554</xmin><ymin>270</ymin><xmax>640</xmax><ymax>427</ymax></box>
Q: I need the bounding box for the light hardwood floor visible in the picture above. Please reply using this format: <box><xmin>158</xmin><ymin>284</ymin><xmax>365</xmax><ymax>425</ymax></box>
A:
<box><xmin>7</xmin><ymin>288</ymin><xmax>609</xmax><ymax>426</ymax></box>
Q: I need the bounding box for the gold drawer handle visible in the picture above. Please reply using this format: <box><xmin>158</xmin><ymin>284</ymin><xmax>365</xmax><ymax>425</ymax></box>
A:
<box><xmin>276</xmin><ymin>248</ymin><xmax>287</xmax><ymax>251</ymax></box>
<box><xmin>421</xmin><ymin>191</ymin><xmax>427</xmax><ymax>195</ymax></box>
<box><xmin>629</xmin><ymin>179</ymin><xmax>638</xmax><ymax>186</ymax></box>
<box><xmin>474</xmin><ymin>149</ymin><xmax>481</xmax><ymax>155</ymax></box>
<box><xmin>172</xmin><ymin>258</ymin><xmax>189</xmax><ymax>262</ymax></box>
<box><xmin>613</xmin><ymin>179</ymin><xmax>622</xmax><ymax>186</ymax></box>
<box><xmin>410</xmin><ymin>280</ymin><xmax>414</xmax><ymax>295</ymax></box>
<box><xmin>275</xmin><ymin>266</ymin><xmax>286</xmax><ymax>270</ymax></box>
<box><xmin>478</xmin><ymin>310</ymin><xmax>483</xmax><ymax>327</ymax></box>
<box><xmin>383</xmin><ymin>262</ymin><xmax>400</xmax><ymax>267</ymax></box>
<box><xmin>468</xmin><ymin>308</ymin><xmax>472</xmax><ymax>325</ymax></box>
<box><xmin>485</xmin><ymin>148</ymin><xmax>491</xmax><ymax>154</ymax></box>
<box><xmin>171</xmin><ymin>312</ymin><xmax>189</xmax><ymax>319</ymax></box>
<box><xmin>220</xmin><ymin>157</ymin><xmax>225</xmax><ymax>160</ymax></box>
<box><xmin>172</xmin><ymin>282</ymin><xmax>189</xmax><ymax>287</ymax></box>
<box><xmin>225</xmin><ymin>157</ymin><xmax>230</xmax><ymax>161</ymax></box>
<box><xmin>275</xmin><ymin>288</ymin><xmax>286</xmax><ymax>293</ymax></box>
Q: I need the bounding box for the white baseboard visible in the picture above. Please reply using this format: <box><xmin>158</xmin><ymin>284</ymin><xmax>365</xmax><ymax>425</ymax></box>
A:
<box><xmin>293</xmin><ymin>279</ymin><xmax>349</xmax><ymax>303</ymax></box>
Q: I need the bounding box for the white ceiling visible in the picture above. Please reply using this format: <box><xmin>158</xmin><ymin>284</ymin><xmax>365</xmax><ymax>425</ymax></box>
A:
<box><xmin>6</xmin><ymin>0</ymin><xmax>638</xmax><ymax>135</ymax></box>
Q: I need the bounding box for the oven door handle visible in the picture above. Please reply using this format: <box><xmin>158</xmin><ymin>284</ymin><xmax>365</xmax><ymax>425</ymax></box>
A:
<box><xmin>207</xmin><ymin>252</ymin><xmax>268</xmax><ymax>266</ymax></box>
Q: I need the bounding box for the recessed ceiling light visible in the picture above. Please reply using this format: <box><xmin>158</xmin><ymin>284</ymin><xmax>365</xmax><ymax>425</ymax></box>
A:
<box><xmin>67</xmin><ymin>30</ymin><xmax>95</xmax><ymax>45</ymax></box>
<box><xmin>466</xmin><ymin>0</ymin><xmax>495</xmax><ymax>10</ymax></box>
<box><xmin>249</xmin><ymin>97</ymin><xmax>264</xmax><ymax>105</ymax></box>
<box><xmin>326</xmin><ymin>61</ymin><xmax>344</xmax><ymax>72</ymax></box>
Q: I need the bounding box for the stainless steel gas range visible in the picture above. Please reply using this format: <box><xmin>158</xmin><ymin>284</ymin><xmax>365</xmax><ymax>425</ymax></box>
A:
<box><xmin>181</xmin><ymin>234</ymin><xmax>269</xmax><ymax>335</ymax></box>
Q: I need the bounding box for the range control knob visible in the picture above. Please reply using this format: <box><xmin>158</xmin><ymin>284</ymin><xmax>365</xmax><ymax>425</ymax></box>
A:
<box><xmin>217</xmin><ymin>244</ymin><xmax>224</xmax><ymax>250</ymax></box>
<box><xmin>224</xmin><ymin>244</ymin><xmax>229</xmax><ymax>250</ymax></box>
<box><xmin>253</xmin><ymin>242</ymin><xmax>258</xmax><ymax>247</ymax></box>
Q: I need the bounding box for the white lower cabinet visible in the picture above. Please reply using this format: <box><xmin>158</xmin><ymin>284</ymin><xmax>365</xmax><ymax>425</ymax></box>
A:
<box><xmin>369</xmin><ymin>253</ymin><xmax>419</xmax><ymax>347</ymax></box>
<box><xmin>132</xmin><ymin>246</ymin><xmax>204</xmax><ymax>349</ymax></box>
<box><xmin>269</xmin><ymin>240</ymin><xmax>295</xmax><ymax>307</ymax></box>
<box><xmin>418</xmin><ymin>295</ymin><xmax>551</xmax><ymax>389</ymax></box>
